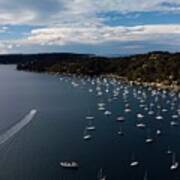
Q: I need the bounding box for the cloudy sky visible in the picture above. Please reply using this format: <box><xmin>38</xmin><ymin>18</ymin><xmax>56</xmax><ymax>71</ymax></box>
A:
<box><xmin>0</xmin><ymin>0</ymin><xmax>180</xmax><ymax>55</ymax></box>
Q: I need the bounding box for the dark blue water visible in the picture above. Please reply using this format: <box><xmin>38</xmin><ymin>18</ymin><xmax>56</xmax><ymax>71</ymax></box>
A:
<box><xmin>0</xmin><ymin>65</ymin><xmax>179</xmax><ymax>180</ymax></box>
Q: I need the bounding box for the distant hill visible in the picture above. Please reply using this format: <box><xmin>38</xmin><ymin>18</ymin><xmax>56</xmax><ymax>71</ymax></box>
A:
<box><xmin>0</xmin><ymin>53</ymin><xmax>91</xmax><ymax>64</ymax></box>
<box><xmin>1</xmin><ymin>51</ymin><xmax>180</xmax><ymax>90</ymax></box>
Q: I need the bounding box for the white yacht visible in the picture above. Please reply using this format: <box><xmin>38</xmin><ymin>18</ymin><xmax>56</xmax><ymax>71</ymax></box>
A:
<box><xmin>166</xmin><ymin>146</ymin><xmax>172</xmax><ymax>154</ymax></box>
<box><xmin>124</xmin><ymin>108</ymin><xmax>131</xmax><ymax>113</ymax></box>
<box><xmin>145</xmin><ymin>138</ymin><xmax>153</xmax><ymax>143</ymax></box>
<box><xmin>130</xmin><ymin>153</ymin><xmax>139</xmax><ymax>167</ymax></box>
<box><xmin>88</xmin><ymin>88</ymin><xmax>93</xmax><ymax>93</ymax></box>
<box><xmin>156</xmin><ymin>129</ymin><xmax>161</xmax><ymax>135</ymax></box>
<box><xmin>104</xmin><ymin>110</ymin><xmax>112</xmax><ymax>116</ymax></box>
<box><xmin>105</xmin><ymin>89</ymin><xmax>109</xmax><ymax>93</ymax></box>
<box><xmin>116</xmin><ymin>116</ymin><xmax>125</xmax><ymax>122</ymax></box>
<box><xmin>148</xmin><ymin>110</ymin><xmax>154</xmax><ymax>115</ymax></box>
<box><xmin>98</xmin><ymin>103</ymin><xmax>106</xmax><ymax>107</ymax></box>
<box><xmin>60</xmin><ymin>161</ymin><xmax>79</xmax><ymax>169</ymax></box>
<box><xmin>85</xmin><ymin>116</ymin><xmax>95</xmax><ymax>120</ymax></box>
<box><xmin>86</xmin><ymin>120</ymin><xmax>96</xmax><ymax>131</ymax></box>
<box><xmin>137</xmin><ymin>113</ymin><xmax>144</xmax><ymax>119</ymax></box>
<box><xmin>172</xmin><ymin>114</ymin><xmax>179</xmax><ymax>119</ymax></box>
<box><xmin>83</xmin><ymin>129</ymin><xmax>92</xmax><ymax>140</ymax></box>
<box><xmin>136</xmin><ymin>123</ymin><xmax>146</xmax><ymax>128</ymax></box>
<box><xmin>162</xmin><ymin>108</ymin><xmax>168</xmax><ymax>112</ymax></box>
<box><xmin>98</xmin><ymin>106</ymin><xmax>106</xmax><ymax>111</ymax></box>
<box><xmin>86</xmin><ymin>126</ymin><xmax>96</xmax><ymax>131</ymax></box>
<box><xmin>170</xmin><ymin>121</ymin><xmax>179</xmax><ymax>126</ymax></box>
<box><xmin>155</xmin><ymin>115</ymin><xmax>163</xmax><ymax>120</ymax></box>
<box><xmin>170</xmin><ymin>153</ymin><xmax>179</xmax><ymax>170</ymax></box>
<box><xmin>117</xmin><ymin>126</ymin><xmax>124</xmax><ymax>136</ymax></box>
<box><xmin>130</xmin><ymin>161</ymin><xmax>139</xmax><ymax>167</ymax></box>
<box><xmin>145</xmin><ymin>130</ymin><xmax>153</xmax><ymax>143</ymax></box>
<box><xmin>71</xmin><ymin>82</ymin><xmax>79</xmax><ymax>87</ymax></box>
<box><xmin>97</xmin><ymin>91</ymin><xmax>103</xmax><ymax>96</ymax></box>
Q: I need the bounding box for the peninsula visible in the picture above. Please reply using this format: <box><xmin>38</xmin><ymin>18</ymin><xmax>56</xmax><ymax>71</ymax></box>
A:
<box><xmin>0</xmin><ymin>51</ymin><xmax>179</xmax><ymax>91</ymax></box>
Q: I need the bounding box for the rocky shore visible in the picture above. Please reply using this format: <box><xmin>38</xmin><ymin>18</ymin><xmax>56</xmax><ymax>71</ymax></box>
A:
<box><xmin>106</xmin><ymin>74</ymin><xmax>180</xmax><ymax>92</ymax></box>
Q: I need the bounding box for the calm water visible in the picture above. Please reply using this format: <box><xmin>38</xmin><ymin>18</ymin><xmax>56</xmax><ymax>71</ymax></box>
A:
<box><xmin>0</xmin><ymin>65</ymin><xmax>180</xmax><ymax>180</ymax></box>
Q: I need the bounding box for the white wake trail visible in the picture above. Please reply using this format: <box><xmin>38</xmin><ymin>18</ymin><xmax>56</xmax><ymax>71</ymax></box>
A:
<box><xmin>0</xmin><ymin>109</ymin><xmax>37</xmax><ymax>145</ymax></box>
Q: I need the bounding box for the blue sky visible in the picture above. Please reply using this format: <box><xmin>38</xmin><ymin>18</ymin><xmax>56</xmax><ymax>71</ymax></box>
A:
<box><xmin>0</xmin><ymin>0</ymin><xmax>180</xmax><ymax>54</ymax></box>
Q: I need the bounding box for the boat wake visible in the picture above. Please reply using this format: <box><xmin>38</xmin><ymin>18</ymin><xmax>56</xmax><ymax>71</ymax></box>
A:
<box><xmin>0</xmin><ymin>109</ymin><xmax>37</xmax><ymax>145</ymax></box>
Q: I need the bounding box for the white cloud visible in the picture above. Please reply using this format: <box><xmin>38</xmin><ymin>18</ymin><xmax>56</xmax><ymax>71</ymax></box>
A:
<box><xmin>1</xmin><ymin>24</ymin><xmax>180</xmax><ymax>54</ymax></box>
<box><xmin>92</xmin><ymin>0</ymin><xmax>180</xmax><ymax>13</ymax></box>
<box><xmin>0</xmin><ymin>0</ymin><xmax>180</xmax><ymax>26</ymax></box>
<box><xmin>0</xmin><ymin>0</ymin><xmax>180</xmax><ymax>53</ymax></box>
<box><xmin>20</xmin><ymin>24</ymin><xmax>180</xmax><ymax>46</ymax></box>
<box><xmin>0</xmin><ymin>10</ymin><xmax>37</xmax><ymax>25</ymax></box>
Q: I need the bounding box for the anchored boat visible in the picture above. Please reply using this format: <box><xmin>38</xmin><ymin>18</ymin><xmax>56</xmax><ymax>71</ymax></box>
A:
<box><xmin>60</xmin><ymin>161</ymin><xmax>79</xmax><ymax>169</ymax></box>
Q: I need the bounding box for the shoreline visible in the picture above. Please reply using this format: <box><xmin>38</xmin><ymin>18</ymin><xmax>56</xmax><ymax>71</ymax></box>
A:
<box><xmin>47</xmin><ymin>71</ymin><xmax>180</xmax><ymax>92</ymax></box>
<box><xmin>105</xmin><ymin>74</ymin><xmax>180</xmax><ymax>92</ymax></box>
<box><xmin>16</xmin><ymin>68</ymin><xmax>180</xmax><ymax>92</ymax></box>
